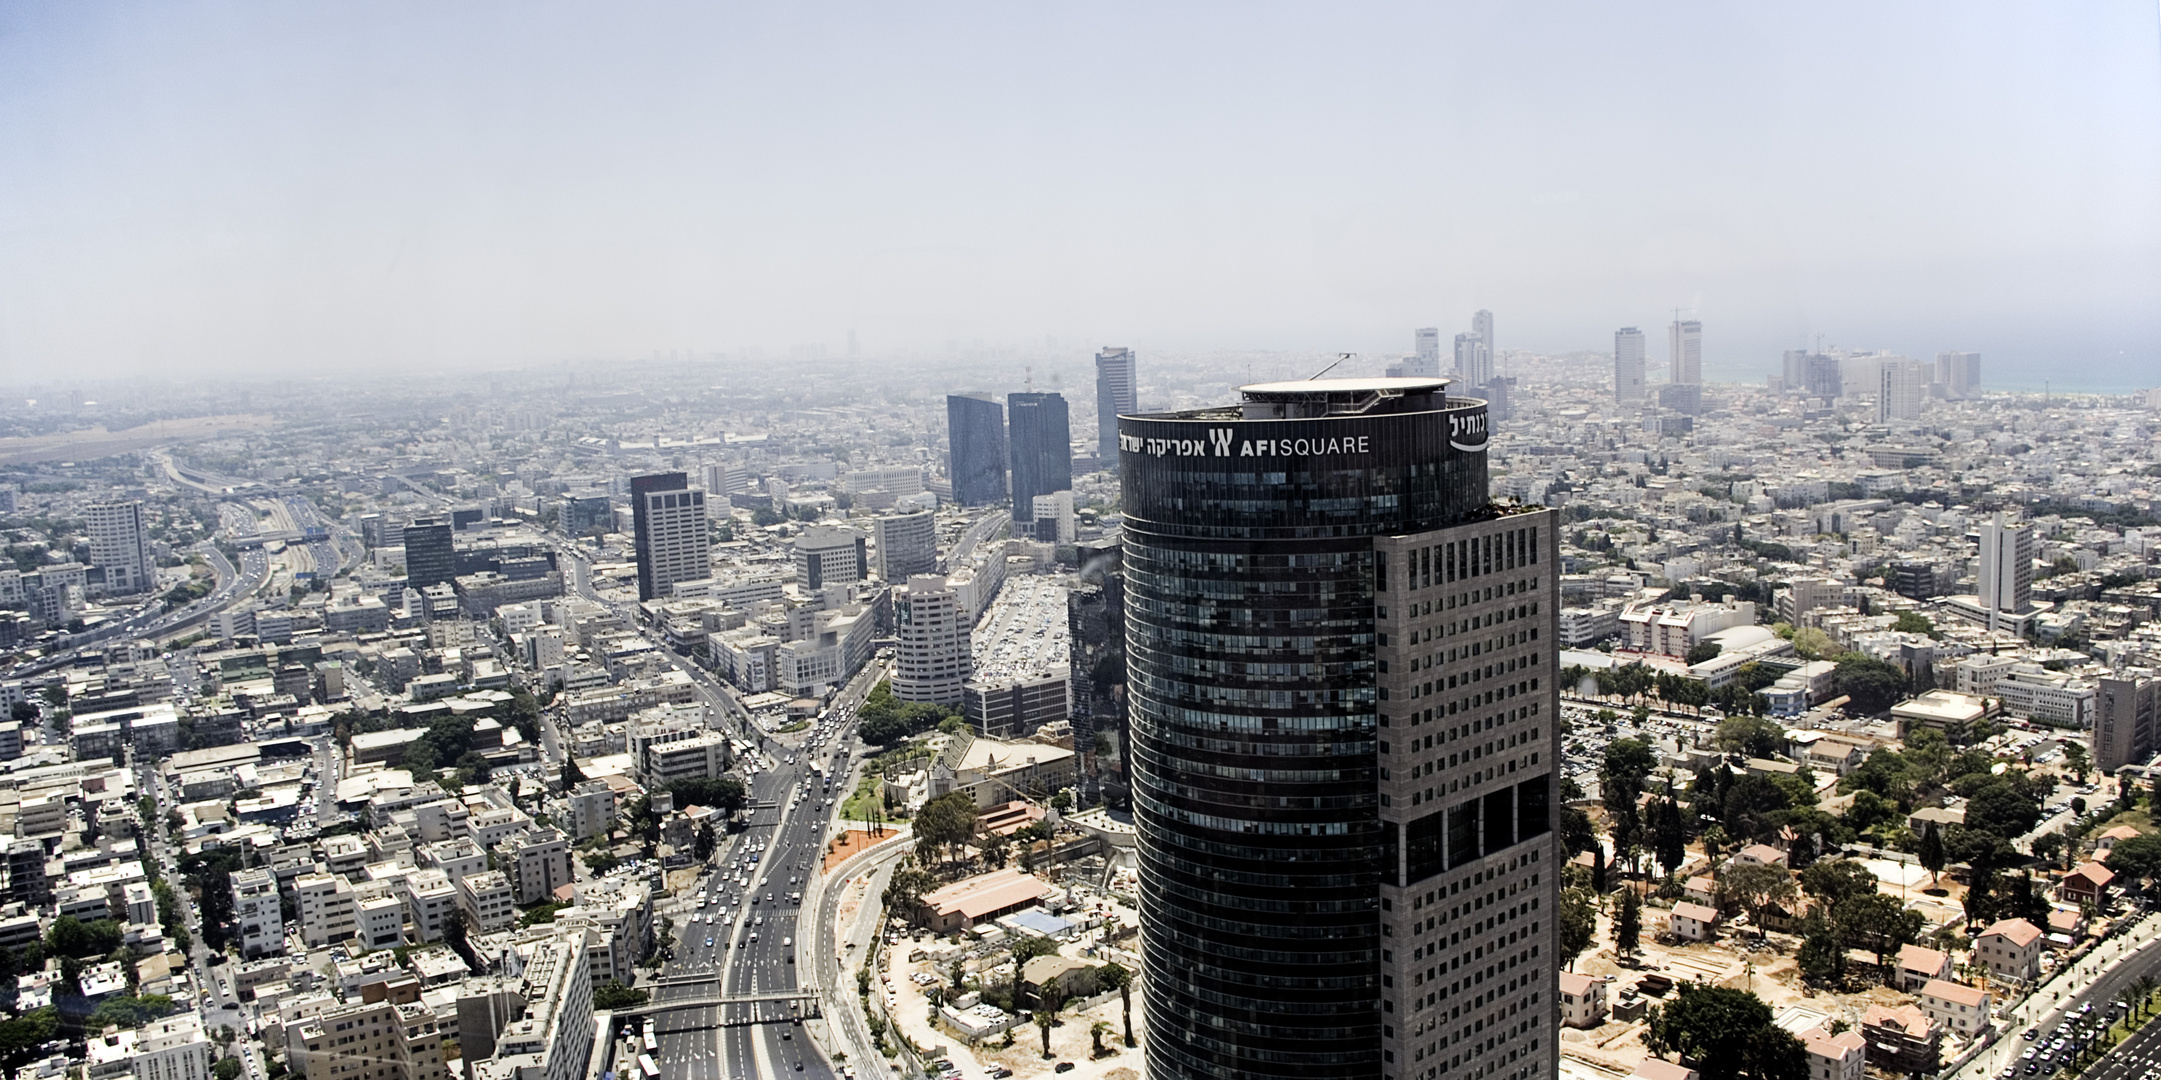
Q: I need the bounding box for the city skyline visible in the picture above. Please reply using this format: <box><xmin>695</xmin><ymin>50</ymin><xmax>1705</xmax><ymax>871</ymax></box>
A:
<box><xmin>0</xmin><ymin>4</ymin><xmax>2153</xmax><ymax>383</ymax></box>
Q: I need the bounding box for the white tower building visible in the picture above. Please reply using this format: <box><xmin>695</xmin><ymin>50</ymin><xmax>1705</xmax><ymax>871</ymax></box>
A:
<box><xmin>892</xmin><ymin>575</ymin><xmax>970</xmax><ymax>706</ymax></box>
<box><xmin>1614</xmin><ymin>327</ymin><xmax>1647</xmax><ymax>403</ymax></box>
<box><xmin>86</xmin><ymin>500</ymin><xmax>155</xmax><ymax>595</ymax></box>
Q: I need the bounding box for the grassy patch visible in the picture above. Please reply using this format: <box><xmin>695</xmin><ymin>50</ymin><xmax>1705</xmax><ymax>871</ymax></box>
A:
<box><xmin>842</xmin><ymin>771</ymin><xmax>905</xmax><ymax>823</ymax></box>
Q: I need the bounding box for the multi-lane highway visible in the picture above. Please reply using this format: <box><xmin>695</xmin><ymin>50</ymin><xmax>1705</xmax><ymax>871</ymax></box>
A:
<box><xmin>644</xmin><ymin>679</ymin><xmax>876</xmax><ymax>1080</ymax></box>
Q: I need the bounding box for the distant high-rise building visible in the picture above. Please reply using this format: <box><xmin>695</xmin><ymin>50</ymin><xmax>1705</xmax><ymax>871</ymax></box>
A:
<box><xmin>403</xmin><ymin>518</ymin><xmax>456</xmax><ymax>589</ymax></box>
<box><xmin>1409</xmin><ymin>328</ymin><xmax>1442</xmax><ymax>378</ymax></box>
<box><xmin>794</xmin><ymin>525</ymin><xmax>868</xmax><ymax>590</ymax></box>
<box><xmin>1095</xmin><ymin>348</ymin><xmax>1138</xmax><ymax>468</ymax></box>
<box><xmin>1453</xmin><ymin>332</ymin><xmax>1493</xmax><ymax>388</ymax></box>
<box><xmin>1879</xmin><ymin>358</ymin><xmax>1927</xmax><ymax>421</ymax></box>
<box><xmin>893</xmin><ymin>575</ymin><xmax>970</xmax><ymax>706</ymax></box>
<box><xmin>630</xmin><ymin>472</ymin><xmax>711</xmax><ymax>601</ymax></box>
<box><xmin>1669</xmin><ymin>319</ymin><xmax>1702</xmax><ymax>384</ymax></box>
<box><xmin>1123</xmin><ymin>376</ymin><xmax>1558</xmax><ymax>1080</ymax></box>
<box><xmin>2095</xmin><ymin>670</ymin><xmax>2160</xmax><ymax>774</ymax></box>
<box><xmin>1936</xmin><ymin>351</ymin><xmax>1981</xmax><ymax>399</ymax></box>
<box><xmin>699</xmin><ymin>462</ymin><xmax>743</xmax><ymax>497</ymax></box>
<box><xmin>1614</xmin><ymin>328</ymin><xmax>1647</xmax><ymax>403</ymax></box>
<box><xmin>873</xmin><ymin>510</ymin><xmax>938</xmax><ymax>581</ymax></box>
<box><xmin>1007</xmin><ymin>391</ymin><xmax>1072</xmax><ymax>524</ymax></box>
<box><xmin>85</xmin><ymin>500</ymin><xmax>154</xmax><ymax>595</ymax></box>
<box><xmin>1978</xmin><ymin>514</ymin><xmax>2035</xmax><ymax>625</ymax></box>
<box><xmin>1472</xmin><ymin>309</ymin><xmax>1494</xmax><ymax>363</ymax></box>
<box><xmin>945</xmin><ymin>393</ymin><xmax>1007</xmax><ymax>507</ymax></box>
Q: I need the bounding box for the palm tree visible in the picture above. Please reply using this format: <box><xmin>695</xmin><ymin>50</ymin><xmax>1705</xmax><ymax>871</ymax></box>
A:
<box><xmin>1099</xmin><ymin>962</ymin><xmax>1135</xmax><ymax>1047</ymax></box>
<box><xmin>1034</xmin><ymin>1008</ymin><xmax>1055</xmax><ymax>1059</ymax></box>
<box><xmin>1090</xmin><ymin>1021</ymin><xmax>1112</xmax><ymax>1058</ymax></box>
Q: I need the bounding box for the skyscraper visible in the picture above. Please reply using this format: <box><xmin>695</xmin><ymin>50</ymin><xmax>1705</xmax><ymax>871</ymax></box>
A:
<box><xmin>1453</xmin><ymin>332</ymin><xmax>1493</xmax><ymax>388</ymax></box>
<box><xmin>1879</xmin><ymin>358</ymin><xmax>1926</xmax><ymax>421</ymax></box>
<box><xmin>403</xmin><ymin>518</ymin><xmax>455</xmax><ymax>589</ymax></box>
<box><xmin>873</xmin><ymin>510</ymin><xmax>939</xmax><ymax>581</ymax></box>
<box><xmin>1007</xmin><ymin>391</ymin><xmax>1072</xmax><ymax>525</ymax></box>
<box><xmin>630</xmin><ymin>472</ymin><xmax>711</xmax><ymax>601</ymax></box>
<box><xmin>1410</xmin><ymin>328</ymin><xmax>1442</xmax><ymax>378</ymax></box>
<box><xmin>85</xmin><ymin>500</ymin><xmax>154</xmax><ymax>594</ymax></box>
<box><xmin>1614</xmin><ymin>328</ymin><xmax>1646</xmax><ymax>403</ymax></box>
<box><xmin>1978</xmin><ymin>514</ymin><xmax>2034</xmax><ymax>625</ymax></box>
<box><xmin>1095</xmin><ymin>347</ymin><xmax>1138</xmax><ymax>468</ymax></box>
<box><xmin>892</xmin><ymin>575</ymin><xmax>970</xmax><ymax>706</ymax></box>
<box><xmin>1122</xmin><ymin>377</ymin><xmax>1559</xmax><ymax>1080</ymax></box>
<box><xmin>1471</xmin><ymin>309</ymin><xmax>1494</xmax><ymax>363</ymax></box>
<box><xmin>1668</xmin><ymin>319</ymin><xmax>1702</xmax><ymax>384</ymax></box>
<box><xmin>945</xmin><ymin>393</ymin><xmax>1007</xmax><ymax>507</ymax></box>
<box><xmin>1936</xmin><ymin>351</ymin><xmax>1981</xmax><ymax>399</ymax></box>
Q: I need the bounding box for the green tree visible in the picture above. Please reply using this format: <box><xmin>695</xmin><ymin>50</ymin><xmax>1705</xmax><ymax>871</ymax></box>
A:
<box><xmin>1686</xmin><ymin>640</ymin><xmax>1723</xmax><ymax>666</ymax></box>
<box><xmin>2105</xmin><ymin>833</ymin><xmax>2161</xmax><ymax>884</ymax></box>
<box><xmin>1615</xmin><ymin>888</ymin><xmax>1642</xmax><ymax>956</ymax></box>
<box><xmin>914</xmin><ymin>791</ymin><xmax>982</xmax><ymax>865</ymax></box>
<box><xmin>1917</xmin><ymin>820</ymin><xmax>1946</xmax><ymax>886</ymax></box>
<box><xmin>1651</xmin><ymin>798</ymin><xmax>1688</xmax><ymax>878</ymax></box>
<box><xmin>1831</xmin><ymin>655</ymin><xmax>1909</xmax><ymax>714</ymax></box>
<box><xmin>1800</xmin><ymin>859</ymin><xmax>1877</xmax><ymax>909</ymax></box>
<box><xmin>1559</xmin><ymin>887</ymin><xmax>1597</xmax><ymax>970</ymax></box>
<box><xmin>1714</xmin><ymin>714</ymin><xmax>1785</xmax><ymax>760</ymax></box>
<box><xmin>1646</xmin><ymin>983</ymin><xmax>1808</xmax><ymax>1080</ymax></box>
<box><xmin>214</xmin><ymin>1059</ymin><xmax>243</xmax><ymax>1080</ymax></box>
<box><xmin>1797</xmin><ymin>915</ymin><xmax>1846</xmax><ymax>988</ymax></box>
<box><xmin>592</xmin><ymin>980</ymin><xmax>651</xmax><ymax>1010</ymax></box>
<box><xmin>1892</xmin><ymin>612</ymin><xmax>1935</xmax><ymax>636</ymax></box>
<box><xmin>2063</xmin><ymin>741</ymin><xmax>2091</xmax><ymax>783</ymax></box>
<box><xmin>1835</xmin><ymin>892</ymin><xmax>1923</xmax><ymax>973</ymax></box>
<box><xmin>1718</xmin><ymin>862</ymin><xmax>1797</xmax><ymax>940</ymax></box>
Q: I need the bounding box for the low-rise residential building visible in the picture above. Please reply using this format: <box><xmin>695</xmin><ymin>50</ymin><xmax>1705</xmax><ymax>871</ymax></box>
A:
<box><xmin>231</xmin><ymin>867</ymin><xmax>284</xmax><ymax>959</ymax></box>
<box><xmin>1558</xmin><ymin>971</ymin><xmax>1608</xmax><ymax>1028</ymax></box>
<box><xmin>1916</xmin><ymin>978</ymin><xmax>1989</xmax><ymax>1038</ymax></box>
<box><xmin>1670</xmin><ymin>902</ymin><xmax>1718</xmax><ymax>942</ymax></box>
<box><xmin>1976</xmin><ymin>917</ymin><xmax>2043</xmax><ymax>984</ymax></box>
<box><xmin>1896</xmin><ymin>943</ymin><xmax>1953</xmax><ymax>992</ymax></box>
<box><xmin>2062</xmin><ymin>862</ymin><xmax>2114</xmax><ymax>907</ymax></box>
<box><xmin>1800</xmin><ymin>1023</ymin><xmax>1867</xmax><ymax>1080</ymax></box>
<box><xmin>1861</xmin><ymin>1003</ymin><xmax>1942</xmax><ymax>1075</ymax></box>
<box><xmin>457</xmin><ymin>870</ymin><xmax>517</xmax><ymax>934</ymax></box>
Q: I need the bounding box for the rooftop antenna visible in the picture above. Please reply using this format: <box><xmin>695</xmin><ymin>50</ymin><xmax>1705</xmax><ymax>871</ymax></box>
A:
<box><xmin>1308</xmin><ymin>353</ymin><xmax>1350</xmax><ymax>381</ymax></box>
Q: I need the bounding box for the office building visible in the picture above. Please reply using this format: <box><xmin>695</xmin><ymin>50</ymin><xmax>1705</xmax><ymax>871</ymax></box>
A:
<box><xmin>874</xmin><ymin>510</ymin><xmax>939</xmax><ymax>581</ymax></box>
<box><xmin>1410</xmin><ymin>328</ymin><xmax>1442</xmax><ymax>378</ymax></box>
<box><xmin>404</xmin><ymin>519</ymin><xmax>456</xmax><ymax>590</ymax></box>
<box><xmin>1472</xmin><ymin>310</ymin><xmax>1494</xmax><ymax>364</ymax></box>
<box><xmin>699</xmin><ymin>462</ymin><xmax>743</xmax><ymax>498</ymax></box>
<box><xmin>946</xmin><ymin>394</ymin><xmax>1007</xmax><ymax>507</ymax></box>
<box><xmin>1978</xmin><ymin>514</ymin><xmax>2035</xmax><ymax>623</ymax></box>
<box><xmin>1614</xmin><ymin>328</ymin><xmax>1646</xmax><ymax>403</ymax></box>
<box><xmin>1008</xmin><ymin>391</ymin><xmax>1072</xmax><ymax>525</ymax></box>
<box><xmin>1122</xmin><ymin>376</ymin><xmax>1558</xmax><ymax>1080</ymax></box>
<box><xmin>1669</xmin><ymin>319</ymin><xmax>1702</xmax><ymax>384</ymax></box>
<box><xmin>1453</xmin><ymin>332</ymin><xmax>1492</xmax><ymax>388</ymax></box>
<box><xmin>1031</xmin><ymin>491</ymin><xmax>1076</xmax><ymax>544</ymax></box>
<box><xmin>794</xmin><ymin>525</ymin><xmax>868</xmax><ymax>590</ymax></box>
<box><xmin>1936</xmin><ymin>351</ymin><xmax>1981</xmax><ymax>399</ymax></box>
<box><xmin>1096</xmin><ymin>347</ymin><xmax>1138</xmax><ymax>467</ymax></box>
<box><xmin>2094</xmin><ymin>670</ymin><xmax>2160</xmax><ymax>774</ymax></box>
<box><xmin>1880</xmin><ymin>358</ymin><xmax>1927</xmax><ymax>421</ymax></box>
<box><xmin>630</xmin><ymin>472</ymin><xmax>710</xmax><ymax>602</ymax></box>
<box><xmin>86</xmin><ymin>501</ymin><xmax>155</xmax><ymax>594</ymax></box>
<box><xmin>894</xmin><ymin>575</ymin><xmax>971</xmax><ymax>706</ymax></box>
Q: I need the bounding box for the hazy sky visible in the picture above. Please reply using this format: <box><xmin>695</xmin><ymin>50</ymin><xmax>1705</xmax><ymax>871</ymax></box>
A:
<box><xmin>3</xmin><ymin>3</ymin><xmax>2158</xmax><ymax>387</ymax></box>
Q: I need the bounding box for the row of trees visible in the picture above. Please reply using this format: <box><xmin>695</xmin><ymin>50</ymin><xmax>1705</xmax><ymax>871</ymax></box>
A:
<box><xmin>858</xmin><ymin>681</ymin><xmax>965</xmax><ymax>746</ymax></box>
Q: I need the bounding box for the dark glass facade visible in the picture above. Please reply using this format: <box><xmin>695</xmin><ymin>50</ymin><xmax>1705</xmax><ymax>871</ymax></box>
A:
<box><xmin>1121</xmin><ymin>379</ymin><xmax>1499</xmax><ymax>1080</ymax></box>
<box><xmin>1008</xmin><ymin>391</ymin><xmax>1072</xmax><ymax>523</ymax></box>
<box><xmin>946</xmin><ymin>394</ymin><xmax>1007</xmax><ymax>507</ymax></box>
<box><xmin>402</xmin><ymin>518</ymin><xmax>455</xmax><ymax>589</ymax></box>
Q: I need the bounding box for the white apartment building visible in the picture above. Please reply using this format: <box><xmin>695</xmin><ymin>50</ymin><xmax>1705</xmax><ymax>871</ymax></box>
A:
<box><xmin>456</xmin><ymin>870</ymin><xmax>517</xmax><ymax>934</ymax></box>
<box><xmin>397</xmin><ymin>869</ymin><xmax>460</xmax><ymax>944</ymax></box>
<box><xmin>566</xmin><ymin>780</ymin><xmax>616</xmax><ymax>843</ymax></box>
<box><xmin>874</xmin><ymin>510</ymin><xmax>939</xmax><ymax>581</ymax></box>
<box><xmin>497</xmin><ymin>828</ymin><xmax>574</xmax><ymax>906</ymax></box>
<box><xmin>1978</xmin><ymin>515</ymin><xmax>2035</xmax><ymax>620</ymax></box>
<box><xmin>1878</xmin><ymin>358</ymin><xmax>1926</xmax><ymax>421</ymax></box>
<box><xmin>1614</xmin><ymin>327</ymin><xmax>1646</xmax><ymax>403</ymax></box>
<box><xmin>294</xmin><ymin>872</ymin><xmax>359</xmax><ymax>948</ymax></box>
<box><xmin>894</xmin><ymin>575</ymin><xmax>971</xmax><ymax>706</ymax></box>
<box><xmin>86</xmin><ymin>501</ymin><xmax>156</xmax><ymax>595</ymax></box>
<box><xmin>359</xmin><ymin>894</ymin><xmax>405</xmax><ymax>950</ymax></box>
<box><xmin>230</xmin><ymin>868</ymin><xmax>284</xmax><ymax>958</ymax></box>
<box><xmin>472</xmin><ymin>938</ymin><xmax>594</xmax><ymax>1080</ymax></box>
<box><xmin>132</xmin><ymin>1014</ymin><xmax>213</xmax><ymax>1080</ymax></box>
<box><xmin>296</xmin><ymin>1000</ymin><xmax>450</xmax><ymax>1080</ymax></box>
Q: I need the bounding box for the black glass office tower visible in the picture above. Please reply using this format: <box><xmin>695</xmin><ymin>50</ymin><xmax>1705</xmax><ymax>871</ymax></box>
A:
<box><xmin>1122</xmin><ymin>378</ymin><xmax>1559</xmax><ymax>1080</ymax></box>
<box><xmin>1008</xmin><ymin>391</ymin><xmax>1072</xmax><ymax>524</ymax></box>
<box><xmin>403</xmin><ymin>518</ymin><xmax>455</xmax><ymax>589</ymax></box>
<box><xmin>946</xmin><ymin>394</ymin><xmax>1007</xmax><ymax>508</ymax></box>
